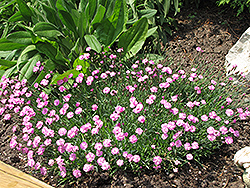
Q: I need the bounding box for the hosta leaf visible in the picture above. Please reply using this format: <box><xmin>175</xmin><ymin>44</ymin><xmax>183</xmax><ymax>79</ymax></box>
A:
<box><xmin>33</xmin><ymin>22</ymin><xmax>63</xmax><ymax>38</ymax></box>
<box><xmin>6</xmin><ymin>31</ymin><xmax>32</xmax><ymax>45</ymax></box>
<box><xmin>0</xmin><ymin>39</ymin><xmax>27</xmax><ymax>51</ymax></box>
<box><xmin>84</xmin><ymin>35</ymin><xmax>102</xmax><ymax>53</ymax></box>
<box><xmin>19</xmin><ymin>54</ymin><xmax>41</xmax><ymax>80</ymax></box>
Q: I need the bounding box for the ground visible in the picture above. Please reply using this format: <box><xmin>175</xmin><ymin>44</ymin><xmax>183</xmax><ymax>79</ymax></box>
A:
<box><xmin>0</xmin><ymin>1</ymin><xmax>250</xmax><ymax>187</ymax></box>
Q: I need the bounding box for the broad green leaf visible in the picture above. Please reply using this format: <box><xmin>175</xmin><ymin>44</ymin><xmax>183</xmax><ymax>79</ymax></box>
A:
<box><xmin>102</xmin><ymin>0</ymin><xmax>116</xmax><ymax>19</ymax></box>
<box><xmin>0</xmin><ymin>70</ymin><xmax>5</xmax><ymax>79</ymax></box>
<box><xmin>3</xmin><ymin>65</ymin><xmax>17</xmax><ymax>78</ymax></box>
<box><xmin>0</xmin><ymin>51</ymin><xmax>13</xmax><ymax>58</ymax></box>
<box><xmin>16</xmin><ymin>0</ymin><xmax>33</xmax><ymax>21</ymax></box>
<box><xmin>108</xmin><ymin>0</ymin><xmax>127</xmax><ymax>29</ymax></box>
<box><xmin>33</xmin><ymin>22</ymin><xmax>63</xmax><ymax>38</ymax></box>
<box><xmin>138</xmin><ymin>9</ymin><xmax>157</xmax><ymax>19</ymax></box>
<box><xmin>19</xmin><ymin>54</ymin><xmax>41</xmax><ymax>80</ymax></box>
<box><xmin>0</xmin><ymin>59</ymin><xmax>16</xmax><ymax>68</ymax></box>
<box><xmin>68</xmin><ymin>38</ymin><xmax>80</xmax><ymax>59</ymax></box>
<box><xmin>91</xmin><ymin>5</ymin><xmax>106</xmax><ymax>25</ymax></box>
<box><xmin>84</xmin><ymin>35</ymin><xmax>102</xmax><ymax>53</ymax></box>
<box><xmin>58</xmin><ymin>10</ymin><xmax>77</xmax><ymax>35</ymax></box>
<box><xmin>146</xmin><ymin>26</ymin><xmax>158</xmax><ymax>38</ymax></box>
<box><xmin>17</xmin><ymin>45</ymin><xmax>37</xmax><ymax>67</ymax></box>
<box><xmin>41</xmin><ymin>4</ymin><xmax>63</xmax><ymax>28</ymax></box>
<box><xmin>50</xmin><ymin>69</ymin><xmax>79</xmax><ymax>85</ymax></box>
<box><xmin>162</xmin><ymin>0</ymin><xmax>171</xmax><ymax>18</ymax></box>
<box><xmin>78</xmin><ymin>10</ymin><xmax>88</xmax><ymax>37</ymax></box>
<box><xmin>174</xmin><ymin>0</ymin><xmax>179</xmax><ymax>15</ymax></box>
<box><xmin>73</xmin><ymin>57</ymin><xmax>90</xmax><ymax>74</ymax></box>
<box><xmin>118</xmin><ymin>17</ymin><xmax>148</xmax><ymax>55</ymax></box>
<box><xmin>8</xmin><ymin>11</ymin><xmax>24</xmax><ymax>22</ymax></box>
<box><xmin>6</xmin><ymin>31</ymin><xmax>32</xmax><ymax>45</ymax></box>
<box><xmin>88</xmin><ymin>0</ymin><xmax>97</xmax><ymax>21</ymax></box>
<box><xmin>95</xmin><ymin>19</ymin><xmax>116</xmax><ymax>46</ymax></box>
<box><xmin>0</xmin><ymin>39</ymin><xmax>27</xmax><ymax>51</ymax></box>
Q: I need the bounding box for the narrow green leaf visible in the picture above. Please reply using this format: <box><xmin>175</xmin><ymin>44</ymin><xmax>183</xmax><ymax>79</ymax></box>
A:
<box><xmin>58</xmin><ymin>10</ymin><xmax>77</xmax><ymax>35</ymax></box>
<box><xmin>138</xmin><ymin>9</ymin><xmax>157</xmax><ymax>19</ymax></box>
<box><xmin>0</xmin><ymin>59</ymin><xmax>16</xmax><ymax>68</ymax></box>
<box><xmin>146</xmin><ymin>26</ymin><xmax>158</xmax><ymax>38</ymax></box>
<box><xmin>174</xmin><ymin>0</ymin><xmax>179</xmax><ymax>15</ymax></box>
<box><xmin>33</xmin><ymin>22</ymin><xmax>63</xmax><ymax>38</ymax></box>
<box><xmin>8</xmin><ymin>11</ymin><xmax>24</xmax><ymax>22</ymax></box>
<box><xmin>0</xmin><ymin>39</ymin><xmax>27</xmax><ymax>51</ymax></box>
<box><xmin>88</xmin><ymin>0</ymin><xmax>97</xmax><ymax>21</ymax></box>
<box><xmin>91</xmin><ymin>5</ymin><xmax>106</xmax><ymax>25</ymax></box>
<box><xmin>118</xmin><ymin>17</ymin><xmax>148</xmax><ymax>56</ymax></box>
<box><xmin>16</xmin><ymin>0</ymin><xmax>33</xmax><ymax>21</ymax></box>
<box><xmin>84</xmin><ymin>35</ymin><xmax>102</xmax><ymax>53</ymax></box>
<box><xmin>19</xmin><ymin>54</ymin><xmax>41</xmax><ymax>80</ymax></box>
<box><xmin>3</xmin><ymin>65</ymin><xmax>17</xmax><ymax>78</ymax></box>
<box><xmin>6</xmin><ymin>31</ymin><xmax>32</xmax><ymax>45</ymax></box>
<box><xmin>162</xmin><ymin>0</ymin><xmax>171</xmax><ymax>17</ymax></box>
<box><xmin>42</xmin><ymin>4</ymin><xmax>63</xmax><ymax>28</ymax></box>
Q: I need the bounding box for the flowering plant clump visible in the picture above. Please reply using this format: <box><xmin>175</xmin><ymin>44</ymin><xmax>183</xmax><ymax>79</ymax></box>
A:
<box><xmin>0</xmin><ymin>47</ymin><xmax>249</xmax><ymax>182</ymax></box>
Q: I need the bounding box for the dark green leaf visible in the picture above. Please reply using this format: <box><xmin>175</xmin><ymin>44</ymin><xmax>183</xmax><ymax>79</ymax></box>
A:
<box><xmin>8</xmin><ymin>11</ymin><xmax>24</xmax><ymax>22</ymax></box>
<box><xmin>84</xmin><ymin>35</ymin><xmax>102</xmax><ymax>53</ymax></box>
<box><xmin>162</xmin><ymin>0</ymin><xmax>170</xmax><ymax>18</ymax></box>
<box><xmin>138</xmin><ymin>9</ymin><xmax>157</xmax><ymax>19</ymax></box>
<box><xmin>0</xmin><ymin>59</ymin><xmax>16</xmax><ymax>68</ymax></box>
<box><xmin>33</xmin><ymin>22</ymin><xmax>63</xmax><ymax>38</ymax></box>
<box><xmin>118</xmin><ymin>17</ymin><xmax>148</xmax><ymax>56</ymax></box>
<box><xmin>16</xmin><ymin>0</ymin><xmax>33</xmax><ymax>21</ymax></box>
<box><xmin>0</xmin><ymin>39</ymin><xmax>27</xmax><ymax>51</ymax></box>
<box><xmin>6</xmin><ymin>31</ymin><xmax>32</xmax><ymax>45</ymax></box>
<box><xmin>42</xmin><ymin>4</ymin><xmax>63</xmax><ymax>28</ymax></box>
<box><xmin>19</xmin><ymin>54</ymin><xmax>41</xmax><ymax>80</ymax></box>
<box><xmin>91</xmin><ymin>5</ymin><xmax>106</xmax><ymax>25</ymax></box>
<box><xmin>58</xmin><ymin>10</ymin><xmax>77</xmax><ymax>35</ymax></box>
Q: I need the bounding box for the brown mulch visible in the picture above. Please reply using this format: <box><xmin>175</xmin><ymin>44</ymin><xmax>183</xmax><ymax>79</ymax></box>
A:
<box><xmin>0</xmin><ymin>2</ymin><xmax>250</xmax><ymax>188</ymax></box>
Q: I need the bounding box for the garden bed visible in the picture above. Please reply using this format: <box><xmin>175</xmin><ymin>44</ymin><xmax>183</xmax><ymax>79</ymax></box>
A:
<box><xmin>0</xmin><ymin>1</ymin><xmax>250</xmax><ymax>188</ymax></box>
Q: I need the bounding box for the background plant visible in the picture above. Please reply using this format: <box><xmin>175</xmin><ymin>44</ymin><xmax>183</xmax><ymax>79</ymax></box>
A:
<box><xmin>0</xmin><ymin>48</ymin><xmax>249</xmax><ymax>185</ymax></box>
<box><xmin>0</xmin><ymin>0</ymin><xmax>154</xmax><ymax>84</ymax></box>
<box><xmin>217</xmin><ymin>0</ymin><xmax>250</xmax><ymax>15</ymax></box>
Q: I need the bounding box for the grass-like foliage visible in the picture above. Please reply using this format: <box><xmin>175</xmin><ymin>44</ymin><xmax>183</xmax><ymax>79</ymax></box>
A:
<box><xmin>0</xmin><ymin>47</ymin><xmax>249</xmax><ymax>185</ymax></box>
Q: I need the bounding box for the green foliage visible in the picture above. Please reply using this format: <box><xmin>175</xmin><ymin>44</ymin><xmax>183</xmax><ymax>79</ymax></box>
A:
<box><xmin>126</xmin><ymin>0</ymin><xmax>180</xmax><ymax>52</ymax></box>
<box><xmin>0</xmin><ymin>0</ymin><xmax>152</xmax><ymax>84</ymax></box>
<box><xmin>217</xmin><ymin>0</ymin><xmax>250</xmax><ymax>15</ymax></box>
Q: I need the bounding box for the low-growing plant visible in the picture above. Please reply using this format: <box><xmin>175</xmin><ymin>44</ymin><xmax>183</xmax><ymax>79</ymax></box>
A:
<box><xmin>0</xmin><ymin>47</ymin><xmax>249</xmax><ymax>185</ymax></box>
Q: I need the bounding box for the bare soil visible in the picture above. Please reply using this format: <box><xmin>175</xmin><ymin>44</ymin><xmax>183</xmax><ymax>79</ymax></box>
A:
<box><xmin>0</xmin><ymin>2</ymin><xmax>250</xmax><ymax>187</ymax></box>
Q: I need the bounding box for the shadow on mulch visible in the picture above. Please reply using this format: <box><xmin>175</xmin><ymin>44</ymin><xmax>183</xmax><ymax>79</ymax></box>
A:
<box><xmin>0</xmin><ymin>1</ymin><xmax>250</xmax><ymax>188</ymax></box>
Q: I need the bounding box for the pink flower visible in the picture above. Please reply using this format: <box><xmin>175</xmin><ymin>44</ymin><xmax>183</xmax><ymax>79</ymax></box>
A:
<box><xmin>4</xmin><ymin>114</ymin><xmax>11</xmax><ymax>120</ymax></box>
<box><xmin>150</xmin><ymin>86</ymin><xmax>158</xmax><ymax>93</ymax></box>
<box><xmin>101</xmin><ymin>162</ymin><xmax>110</xmax><ymax>170</ymax></box>
<box><xmin>83</xmin><ymin>164</ymin><xmax>94</xmax><ymax>172</ymax></box>
<box><xmin>184</xmin><ymin>143</ymin><xmax>191</xmax><ymax>150</ymax></box>
<box><xmin>207</xmin><ymin>126</ymin><xmax>215</xmax><ymax>134</ymax></box>
<box><xmin>135</xmin><ymin>128</ymin><xmax>143</xmax><ymax>135</ymax></box>
<box><xmin>153</xmin><ymin>156</ymin><xmax>162</xmax><ymax>165</ymax></box>
<box><xmin>186</xmin><ymin>154</ymin><xmax>193</xmax><ymax>160</ymax></box>
<box><xmin>129</xmin><ymin>135</ymin><xmax>138</xmax><ymax>144</ymax></box>
<box><xmin>80</xmin><ymin>142</ymin><xmax>88</xmax><ymax>150</ymax></box>
<box><xmin>67</xmin><ymin>112</ymin><xmax>74</xmax><ymax>119</ymax></box>
<box><xmin>103</xmin><ymin>139</ymin><xmax>112</xmax><ymax>147</ymax></box>
<box><xmin>196</xmin><ymin>47</ymin><xmax>202</xmax><ymax>52</ymax></box>
<box><xmin>138</xmin><ymin>115</ymin><xmax>145</xmax><ymax>123</ymax></box>
<box><xmin>133</xmin><ymin>103</ymin><xmax>143</xmax><ymax>113</ymax></box>
<box><xmin>133</xmin><ymin>155</ymin><xmax>140</xmax><ymax>163</ymax></box>
<box><xmin>111</xmin><ymin>147</ymin><xmax>119</xmax><ymax>155</ymax></box>
<box><xmin>94</xmin><ymin>142</ymin><xmax>103</xmax><ymax>150</ymax></box>
<box><xmin>201</xmin><ymin>115</ymin><xmax>208</xmax><ymax>121</ymax></box>
<box><xmin>207</xmin><ymin>134</ymin><xmax>216</xmax><ymax>141</ymax></box>
<box><xmin>225</xmin><ymin>109</ymin><xmax>234</xmax><ymax>116</ymax></box>
<box><xmin>116</xmin><ymin>159</ymin><xmax>124</xmax><ymax>166</ymax></box>
<box><xmin>103</xmin><ymin>87</ymin><xmax>110</xmax><ymax>94</ymax></box>
<box><xmin>58</xmin><ymin>128</ymin><xmax>67</xmax><ymax>136</ymax></box>
<box><xmin>86</xmin><ymin>152</ymin><xmax>95</xmax><ymax>162</ymax></box>
<box><xmin>219</xmin><ymin>126</ymin><xmax>228</xmax><ymax>134</ymax></box>
<box><xmin>69</xmin><ymin>153</ymin><xmax>76</xmax><ymax>161</ymax></box>
<box><xmin>225</xmin><ymin>136</ymin><xmax>233</xmax><ymax>144</ymax></box>
<box><xmin>73</xmin><ymin>169</ymin><xmax>81</xmax><ymax>178</ymax></box>
<box><xmin>191</xmin><ymin>141</ymin><xmax>199</xmax><ymax>149</ymax></box>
